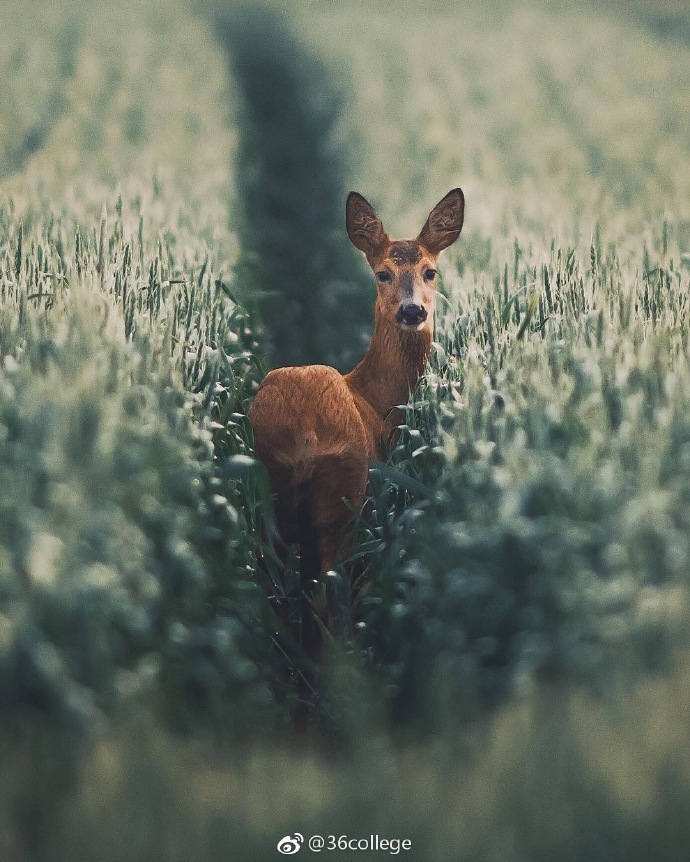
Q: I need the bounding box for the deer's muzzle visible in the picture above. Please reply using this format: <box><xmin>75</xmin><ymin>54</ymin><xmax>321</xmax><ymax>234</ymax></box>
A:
<box><xmin>396</xmin><ymin>303</ymin><xmax>428</xmax><ymax>327</ymax></box>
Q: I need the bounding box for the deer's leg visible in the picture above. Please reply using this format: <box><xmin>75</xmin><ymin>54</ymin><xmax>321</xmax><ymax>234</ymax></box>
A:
<box><xmin>297</xmin><ymin>525</ymin><xmax>326</xmax><ymax>678</ymax></box>
<box><xmin>308</xmin><ymin>451</ymin><xmax>368</xmax><ymax>641</ymax></box>
<box><xmin>311</xmin><ymin>451</ymin><xmax>368</xmax><ymax>574</ymax></box>
<box><xmin>297</xmin><ymin>452</ymin><xmax>367</xmax><ymax>698</ymax></box>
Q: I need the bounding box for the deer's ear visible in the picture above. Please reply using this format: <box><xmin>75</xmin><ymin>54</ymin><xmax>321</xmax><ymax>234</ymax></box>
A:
<box><xmin>417</xmin><ymin>188</ymin><xmax>465</xmax><ymax>254</ymax></box>
<box><xmin>346</xmin><ymin>192</ymin><xmax>389</xmax><ymax>260</ymax></box>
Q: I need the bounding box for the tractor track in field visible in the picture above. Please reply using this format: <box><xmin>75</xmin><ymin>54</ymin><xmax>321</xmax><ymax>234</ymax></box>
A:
<box><xmin>215</xmin><ymin>7</ymin><xmax>371</xmax><ymax>373</ymax></box>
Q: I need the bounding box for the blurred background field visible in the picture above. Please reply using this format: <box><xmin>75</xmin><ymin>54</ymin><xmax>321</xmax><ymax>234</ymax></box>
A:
<box><xmin>1</xmin><ymin>0</ymin><xmax>690</xmax><ymax>859</ymax></box>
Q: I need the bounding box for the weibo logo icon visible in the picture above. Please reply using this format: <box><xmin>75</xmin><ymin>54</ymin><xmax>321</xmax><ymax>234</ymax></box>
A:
<box><xmin>277</xmin><ymin>834</ymin><xmax>304</xmax><ymax>855</ymax></box>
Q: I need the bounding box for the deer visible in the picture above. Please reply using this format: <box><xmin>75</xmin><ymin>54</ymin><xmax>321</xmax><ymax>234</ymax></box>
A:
<box><xmin>248</xmin><ymin>188</ymin><xmax>465</xmax><ymax>653</ymax></box>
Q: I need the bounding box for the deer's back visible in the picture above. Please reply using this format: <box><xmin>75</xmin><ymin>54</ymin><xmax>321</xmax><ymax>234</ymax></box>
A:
<box><xmin>249</xmin><ymin>364</ymin><xmax>372</xmax><ymax>463</ymax></box>
<box><xmin>248</xmin><ymin>365</ymin><xmax>376</xmax><ymax>541</ymax></box>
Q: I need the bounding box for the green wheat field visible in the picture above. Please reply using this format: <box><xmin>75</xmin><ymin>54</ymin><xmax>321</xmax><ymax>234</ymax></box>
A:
<box><xmin>1</xmin><ymin>0</ymin><xmax>690</xmax><ymax>859</ymax></box>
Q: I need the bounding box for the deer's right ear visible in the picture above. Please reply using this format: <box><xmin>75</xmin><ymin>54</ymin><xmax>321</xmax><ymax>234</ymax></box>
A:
<box><xmin>346</xmin><ymin>192</ymin><xmax>389</xmax><ymax>260</ymax></box>
<box><xmin>417</xmin><ymin>188</ymin><xmax>465</xmax><ymax>254</ymax></box>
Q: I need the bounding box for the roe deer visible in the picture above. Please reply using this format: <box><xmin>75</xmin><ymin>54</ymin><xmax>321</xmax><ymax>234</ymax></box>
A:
<box><xmin>248</xmin><ymin>188</ymin><xmax>464</xmax><ymax>629</ymax></box>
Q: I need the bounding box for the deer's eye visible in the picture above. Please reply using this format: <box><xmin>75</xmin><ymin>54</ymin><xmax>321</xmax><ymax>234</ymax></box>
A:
<box><xmin>424</xmin><ymin>268</ymin><xmax>437</xmax><ymax>281</ymax></box>
<box><xmin>376</xmin><ymin>271</ymin><xmax>392</xmax><ymax>283</ymax></box>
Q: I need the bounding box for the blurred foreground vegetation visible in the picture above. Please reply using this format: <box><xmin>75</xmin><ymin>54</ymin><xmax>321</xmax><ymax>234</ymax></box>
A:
<box><xmin>1</xmin><ymin>0</ymin><xmax>690</xmax><ymax>859</ymax></box>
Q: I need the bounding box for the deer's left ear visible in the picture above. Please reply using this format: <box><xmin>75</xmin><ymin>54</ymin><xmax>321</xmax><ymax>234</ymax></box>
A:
<box><xmin>417</xmin><ymin>188</ymin><xmax>465</xmax><ymax>254</ymax></box>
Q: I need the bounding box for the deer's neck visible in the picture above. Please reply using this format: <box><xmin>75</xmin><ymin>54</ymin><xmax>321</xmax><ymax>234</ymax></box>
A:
<box><xmin>344</xmin><ymin>304</ymin><xmax>433</xmax><ymax>424</ymax></box>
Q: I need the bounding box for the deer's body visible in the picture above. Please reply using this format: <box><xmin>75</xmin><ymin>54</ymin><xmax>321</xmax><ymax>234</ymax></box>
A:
<box><xmin>248</xmin><ymin>189</ymin><xmax>465</xmax><ymax>596</ymax></box>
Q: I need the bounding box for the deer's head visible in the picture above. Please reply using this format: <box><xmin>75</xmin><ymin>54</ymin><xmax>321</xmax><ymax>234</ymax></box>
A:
<box><xmin>346</xmin><ymin>188</ymin><xmax>464</xmax><ymax>334</ymax></box>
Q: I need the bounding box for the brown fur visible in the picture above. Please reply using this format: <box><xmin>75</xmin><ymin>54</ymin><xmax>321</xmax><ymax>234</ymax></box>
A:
<box><xmin>248</xmin><ymin>189</ymin><xmax>465</xmax><ymax>603</ymax></box>
<box><xmin>388</xmin><ymin>240</ymin><xmax>422</xmax><ymax>265</ymax></box>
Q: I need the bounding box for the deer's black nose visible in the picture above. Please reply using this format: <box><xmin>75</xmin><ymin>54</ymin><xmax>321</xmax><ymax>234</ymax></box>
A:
<box><xmin>397</xmin><ymin>304</ymin><xmax>427</xmax><ymax>326</ymax></box>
